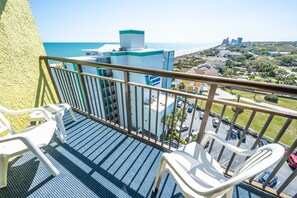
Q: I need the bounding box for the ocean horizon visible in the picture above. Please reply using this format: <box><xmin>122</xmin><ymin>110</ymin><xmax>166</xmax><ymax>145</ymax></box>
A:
<box><xmin>43</xmin><ymin>42</ymin><xmax>219</xmax><ymax>58</ymax></box>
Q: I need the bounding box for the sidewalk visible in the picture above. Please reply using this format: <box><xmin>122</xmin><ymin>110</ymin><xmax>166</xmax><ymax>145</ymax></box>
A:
<box><xmin>215</xmin><ymin>88</ymin><xmax>297</xmax><ymax>115</ymax></box>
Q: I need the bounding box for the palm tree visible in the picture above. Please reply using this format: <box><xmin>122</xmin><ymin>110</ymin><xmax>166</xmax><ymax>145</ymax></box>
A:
<box><xmin>175</xmin><ymin>108</ymin><xmax>188</xmax><ymax>123</ymax></box>
<box><xmin>162</xmin><ymin>114</ymin><xmax>173</xmax><ymax>134</ymax></box>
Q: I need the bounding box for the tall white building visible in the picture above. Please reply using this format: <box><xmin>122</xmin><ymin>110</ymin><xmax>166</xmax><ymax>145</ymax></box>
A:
<box><xmin>111</xmin><ymin>30</ymin><xmax>175</xmax><ymax>140</ymax></box>
<box><xmin>78</xmin><ymin>30</ymin><xmax>175</xmax><ymax>141</ymax></box>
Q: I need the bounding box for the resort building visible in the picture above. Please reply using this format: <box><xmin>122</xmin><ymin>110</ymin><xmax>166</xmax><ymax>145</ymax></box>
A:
<box><xmin>66</xmin><ymin>30</ymin><xmax>175</xmax><ymax>140</ymax></box>
<box><xmin>59</xmin><ymin>56</ymin><xmax>118</xmax><ymax>124</ymax></box>
<box><xmin>206</xmin><ymin>56</ymin><xmax>228</xmax><ymax>69</ymax></box>
<box><xmin>111</xmin><ymin>30</ymin><xmax>175</xmax><ymax>140</ymax></box>
<box><xmin>178</xmin><ymin>63</ymin><xmax>218</xmax><ymax>93</ymax></box>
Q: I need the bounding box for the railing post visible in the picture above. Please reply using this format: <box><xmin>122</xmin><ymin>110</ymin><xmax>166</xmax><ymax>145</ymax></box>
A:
<box><xmin>197</xmin><ymin>84</ymin><xmax>217</xmax><ymax>143</ymax></box>
<box><xmin>77</xmin><ymin>64</ymin><xmax>91</xmax><ymax>115</ymax></box>
<box><xmin>124</xmin><ymin>71</ymin><xmax>132</xmax><ymax>133</ymax></box>
<box><xmin>42</xmin><ymin>57</ymin><xmax>62</xmax><ymax>103</ymax></box>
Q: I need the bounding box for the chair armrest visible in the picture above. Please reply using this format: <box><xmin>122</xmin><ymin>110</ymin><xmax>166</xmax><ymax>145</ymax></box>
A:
<box><xmin>0</xmin><ymin>106</ymin><xmax>51</xmax><ymax>121</ymax></box>
<box><xmin>0</xmin><ymin>134</ymin><xmax>23</xmax><ymax>144</ymax></box>
<box><xmin>0</xmin><ymin>133</ymin><xmax>59</xmax><ymax>176</ymax></box>
<box><xmin>201</xmin><ymin>131</ymin><xmax>255</xmax><ymax>157</ymax></box>
<box><xmin>162</xmin><ymin>153</ymin><xmax>211</xmax><ymax>196</ymax></box>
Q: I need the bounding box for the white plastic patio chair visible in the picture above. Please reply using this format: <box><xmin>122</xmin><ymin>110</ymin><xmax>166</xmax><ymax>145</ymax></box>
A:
<box><xmin>153</xmin><ymin>131</ymin><xmax>284</xmax><ymax>198</ymax></box>
<box><xmin>0</xmin><ymin>105</ymin><xmax>59</xmax><ymax>188</ymax></box>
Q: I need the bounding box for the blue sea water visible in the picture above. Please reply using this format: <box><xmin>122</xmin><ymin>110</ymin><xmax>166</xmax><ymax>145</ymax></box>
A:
<box><xmin>44</xmin><ymin>42</ymin><xmax>218</xmax><ymax>58</ymax></box>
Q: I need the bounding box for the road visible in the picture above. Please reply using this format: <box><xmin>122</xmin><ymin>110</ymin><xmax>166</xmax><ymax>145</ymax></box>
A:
<box><xmin>175</xmin><ymin>107</ymin><xmax>296</xmax><ymax>196</ymax></box>
<box><xmin>215</xmin><ymin>87</ymin><xmax>297</xmax><ymax>114</ymax></box>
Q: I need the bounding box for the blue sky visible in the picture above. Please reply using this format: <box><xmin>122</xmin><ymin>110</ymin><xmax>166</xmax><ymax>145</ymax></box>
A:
<box><xmin>29</xmin><ymin>0</ymin><xmax>297</xmax><ymax>43</ymax></box>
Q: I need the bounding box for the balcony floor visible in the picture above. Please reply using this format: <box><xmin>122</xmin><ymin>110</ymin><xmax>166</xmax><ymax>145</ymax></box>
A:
<box><xmin>0</xmin><ymin>112</ymin><xmax>278</xmax><ymax>198</ymax></box>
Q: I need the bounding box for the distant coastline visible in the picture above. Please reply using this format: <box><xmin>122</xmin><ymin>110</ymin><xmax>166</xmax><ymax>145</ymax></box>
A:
<box><xmin>43</xmin><ymin>42</ymin><xmax>218</xmax><ymax>58</ymax></box>
<box><xmin>175</xmin><ymin>47</ymin><xmax>215</xmax><ymax>57</ymax></box>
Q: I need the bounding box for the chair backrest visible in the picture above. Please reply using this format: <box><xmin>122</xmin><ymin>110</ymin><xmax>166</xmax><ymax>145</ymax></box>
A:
<box><xmin>0</xmin><ymin>111</ymin><xmax>14</xmax><ymax>135</ymax></box>
<box><xmin>234</xmin><ymin>144</ymin><xmax>284</xmax><ymax>177</ymax></box>
<box><xmin>212</xmin><ymin>143</ymin><xmax>284</xmax><ymax>197</ymax></box>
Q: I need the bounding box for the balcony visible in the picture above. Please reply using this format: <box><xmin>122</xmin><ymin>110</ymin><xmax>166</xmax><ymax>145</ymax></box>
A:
<box><xmin>0</xmin><ymin>112</ymin><xmax>280</xmax><ymax>197</ymax></box>
<box><xmin>1</xmin><ymin>55</ymin><xmax>296</xmax><ymax>197</ymax></box>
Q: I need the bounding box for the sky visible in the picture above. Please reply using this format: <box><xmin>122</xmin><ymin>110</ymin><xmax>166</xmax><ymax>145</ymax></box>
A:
<box><xmin>29</xmin><ymin>0</ymin><xmax>297</xmax><ymax>43</ymax></box>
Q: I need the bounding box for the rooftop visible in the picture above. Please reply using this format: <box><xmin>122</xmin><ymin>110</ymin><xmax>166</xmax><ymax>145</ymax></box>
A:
<box><xmin>0</xmin><ymin>112</ymin><xmax>279</xmax><ymax>198</ymax></box>
<box><xmin>83</xmin><ymin>44</ymin><xmax>121</xmax><ymax>53</ymax></box>
<box><xmin>186</xmin><ymin>63</ymin><xmax>218</xmax><ymax>76</ymax></box>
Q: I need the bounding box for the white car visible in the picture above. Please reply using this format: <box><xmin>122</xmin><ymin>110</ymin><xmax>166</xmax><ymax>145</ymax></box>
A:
<box><xmin>177</xmin><ymin>101</ymin><xmax>183</xmax><ymax>108</ymax></box>
<box><xmin>212</xmin><ymin>117</ymin><xmax>219</xmax><ymax>127</ymax></box>
<box><xmin>176</xmin><ymin>124</ymin><xmax>189</xmax><ymax>132</ymax></box>
<box><xmin>199</xmin><ymin>112</ymin><xmax>204</xmax><ymax>119</ymax></box>
<box><xmin>186</xmin><ymin>131</ymin><xmax>199</xmax><ymax>142</ymax></box>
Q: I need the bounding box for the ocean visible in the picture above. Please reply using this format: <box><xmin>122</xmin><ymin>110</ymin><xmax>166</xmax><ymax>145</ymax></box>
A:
<box><xmin>43</xmin><ymin>42</ymin><xmax>218</xmax><ymax>58</ymax></box>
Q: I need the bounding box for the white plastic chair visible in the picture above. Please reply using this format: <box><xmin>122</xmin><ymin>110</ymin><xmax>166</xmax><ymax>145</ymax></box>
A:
<box><xmin>29</xmin><ymin>103</ymin><xmax>76</xmax><ymax>143</ymax></box>
<box><xmin>0</xmin><ymin>105</ymin><xmax>59</xmax><ymax>188</ymax></box>
<box><xmin>153</xmin><ymin>131</ymin><xmax>284</xmax><ymax>198</ymax></box>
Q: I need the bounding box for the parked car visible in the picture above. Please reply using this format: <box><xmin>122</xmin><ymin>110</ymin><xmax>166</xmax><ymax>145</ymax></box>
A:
<box><xmin>212</xmin><ymin>117</ymin><xmax>219</xmax><ymax>127</ymax></box>
<box><xmin>258</xmin><ymin>139</ymin><xmax>269</xmax><ymax>147</ymax></box>
<box><xmin>186</xmin><ymin>131</ymin><xmax>198</xmax><ymax>142</ymax></box>
<box><xmin>187</xmin><ymin>105</ymin><xmax>194</xmax><ymax>113</ymax></box>
<box><xmin>229</xmin><ymin>129</ymin><xmax>238</xmax><ymax>140</ymax></box>
<box><xmin>237</xmin><ymin>130</ymin><xmax>246</xmax><ymax>143</ymax></box>
<box><xmin>199</xmin><ymin>111</ymin><xmax>204</xmax><ymax>119</ymax></box>
<box><xmin>258</xmin><ymin>171</ymin><xmax>278</xmax><ymax>188</ymax></box>
<box><xmin>177</xmin><ymin>101</ymin><xmax>183</xmax><ymax>108</ymax></box>
<box><xmin>287</xmin><ymin>152</ymin><xmax>297</xmax><ymax>169</ymax></box>
<box><xmin>176</xmin><ymin>124</ymin><xmax>189</xmax><ymax>132</ymax></box>
<box><xmin>163</xmin><ymin>139</ymin><xmax>182</xmax><ymax>149</ymax></box>
<box><xmin>187</xmin><ymin>101</ymin><xmax>193</xmax><ymax>106</ymax></box>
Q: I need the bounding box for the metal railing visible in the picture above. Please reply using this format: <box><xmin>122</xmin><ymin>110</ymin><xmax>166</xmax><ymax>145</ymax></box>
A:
<box><xmin>41</xmin><ymin>55</ymin><xmax>297</xmax><ymax>197</ymax></box>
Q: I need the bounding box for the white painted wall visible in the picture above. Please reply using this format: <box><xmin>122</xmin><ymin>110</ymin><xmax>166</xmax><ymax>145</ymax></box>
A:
<box><xmin>111</xmin><ymin>52</ymin><xmax>174</xmax><ymax>137</ymax></box>
<box><xmin>120</xmin><ymin>34</ymin><xmax>145</xmax><ymax>50</ymax></box>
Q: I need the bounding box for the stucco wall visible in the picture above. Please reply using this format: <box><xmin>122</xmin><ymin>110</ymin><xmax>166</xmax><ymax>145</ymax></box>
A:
<box><xmin>0</xmin><ymin>0</ymin><xmax>57</xmax><ymax>132</ymax></box>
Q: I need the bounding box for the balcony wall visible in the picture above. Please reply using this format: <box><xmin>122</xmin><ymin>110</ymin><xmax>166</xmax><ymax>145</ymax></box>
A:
<box><xmin>0</xmin><ymin>0</ymin><xmax>57</xmax><ymax>132</ymax></box>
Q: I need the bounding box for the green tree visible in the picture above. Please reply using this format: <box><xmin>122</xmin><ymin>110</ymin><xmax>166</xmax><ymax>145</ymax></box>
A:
<box><xmin>178</xmin><ymin>82</ymin><xmax>185</xmax><ymax>90</ymax></box>
<box><xmin>162</xmin><ymin>108</ymin><xmax>188</xmax><ymax>133</ymax></box>
<box><xmin>175</xmin><ymin>108</ymin><xmax>188</xmax><ymax>123</ymax></box>
<box><xmin>162</xmin><ymin>114</ymin><xmax>173</xmax><ymax>132</ymax></box>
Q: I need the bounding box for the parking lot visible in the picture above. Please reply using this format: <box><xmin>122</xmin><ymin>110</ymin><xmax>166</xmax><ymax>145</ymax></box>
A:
<box><xmin>175</xmin><ymin>103</ymin><xmax>297</xmax><ymax>196</ymax></box>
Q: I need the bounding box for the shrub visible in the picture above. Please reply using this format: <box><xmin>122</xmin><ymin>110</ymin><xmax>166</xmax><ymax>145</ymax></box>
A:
<box><xmin>264</xmin><ymin>94</ymin><xmax>278</xmax><ymax>103</ymax></box>
<box><xmin>222</xmin><ymin>117</ymin><xmax>230</xmax><ymax>123</ymax></box>
<box><xmin>231</xmin><ymin>107</ymin><xmax>244</xmax><ymax>114</ymax></box>
<box><xmin>179</xmin><ymin>138</ymin><xmax>187</xmax><ymax>145</ymax></box>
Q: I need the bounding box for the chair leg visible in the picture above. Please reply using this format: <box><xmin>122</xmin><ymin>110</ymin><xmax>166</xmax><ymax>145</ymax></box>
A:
<box><xmin>54</xmin><ymin>114</ymin><xmax>67</xmax><ymax>143</ymax></box>
<box><xmin>68</xmin><ymin>108</ymin><xmax>76</xmax><ymax>121</ymax></box>
<box><xmin>26</xmin><ymin>142</ymin><xmax>59</xmax><ymax>176</ymax></box>
<box><xmin>62</xmin><ymin>103</ymin><xmax>76</xmax><ymax>121</ymax></box>
<box><xmin>225</xmin><ymin>186</ymin><xmax>234</xmax><ymax>198</ymax></box>
<box><xmin>152</xmin><ymin>156</ymin><xmax>166</xmax><ymax>192</ymax></box>
<box><xmin>0</xmin><ymin>155</ymin><xmax>9</xmax><ymax>188</ymax></box>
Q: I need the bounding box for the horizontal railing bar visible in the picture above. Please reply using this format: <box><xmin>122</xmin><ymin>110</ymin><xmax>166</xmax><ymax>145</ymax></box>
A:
<box><xmin>80</xmin><ymin>72</ymin><xmax>124</xmax><ymax>83</ymax></box>
<box><xmin>41</xmin><ymin>56</ymin><xmax>297</xmax><ymax>97</ymax></box>
<box><xmin>50</xmin><ymin>66</ymin><xmax>125</xmax><ymax>84</ymax></box>
<box><xmin>51</xmin><ymin>66</ymin><xmax>78</xmax><ymax>74</ymax></box>
<box><xmin>129</xmin><ymin>81</ymin><xmax>208</xmax><ymax>99</ymax></box>
<box><xmin>214</xmin><ymin>99</ymin><xmax>297</xmax><ymax>119</ymax></box>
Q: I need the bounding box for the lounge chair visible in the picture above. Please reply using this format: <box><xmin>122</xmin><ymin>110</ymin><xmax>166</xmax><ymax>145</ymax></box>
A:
<box><xmin>0</xmin><ymin>105</ymin><xmax>59</xmax><ymax>188</ymax></box>
<box><xmin>153</xmin><ymin>131</ymin><xmax>284</xmax><ymax>198</ymax></box>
